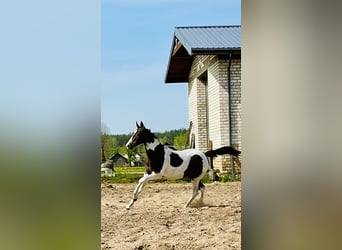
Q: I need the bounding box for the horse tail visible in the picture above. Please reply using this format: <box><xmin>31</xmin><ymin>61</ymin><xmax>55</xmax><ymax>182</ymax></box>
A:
<box><xmin>204</xmin><ymin>152</ymin><xmax>219</xmax><ymax>182</ymax></box>
<box><xmin>205</xmin><ymin>146</ymin><xmax>241</xmax><ymax>158</ymax></box>
<box><xmin>205</xmin><ymin>146</ymin><xmax>240</xmax><ymax>181</ymax></box>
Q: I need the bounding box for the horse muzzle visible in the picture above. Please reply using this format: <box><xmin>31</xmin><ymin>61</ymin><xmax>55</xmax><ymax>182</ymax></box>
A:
<box><xmin>126</xmin><ymin>142</ymin><xmax>133</xmax><ymax>149</ymax></box>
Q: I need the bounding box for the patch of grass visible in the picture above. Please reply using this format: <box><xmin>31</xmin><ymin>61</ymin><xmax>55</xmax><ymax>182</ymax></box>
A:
<box><xmin>102</xmin><ymin>173</ymin><xmax>189</xmax><ymax>184</ymax></box>
<box><xmin>115</xmin><ymin>166</ymin><xmax>145</xmax><ymax>173</ymax></box>
<box><xmin>102</xmin><ymin>169</ymin><xmax>241</xmax><ymax>184</ymax></box>
<box><xmin>219</xmin><ymin>173</ymin><xmax>241</xmax><ymax>182</ymax></box>
<box><xmin>101</xmin><ymin>173</ymin><xmax>143</xmax><ymax>184</ymax></box>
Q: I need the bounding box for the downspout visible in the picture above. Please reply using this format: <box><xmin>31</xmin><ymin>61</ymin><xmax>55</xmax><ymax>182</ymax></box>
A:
<box><xmin>227</xmin><ymin>52</ymin><xmax>236</xmax><ymax>180</ymax></box>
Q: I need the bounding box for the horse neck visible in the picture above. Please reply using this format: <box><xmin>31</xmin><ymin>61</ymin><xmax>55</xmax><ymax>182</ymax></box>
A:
<box><xmin>144</xmin><ymin>136</ymin><xmax>165</xmax><ymax>174</ymax></box>
<box><xmin>144</xmin><ymin>137</ymin><xmax>162</xmax><ymax>151</ymax></box>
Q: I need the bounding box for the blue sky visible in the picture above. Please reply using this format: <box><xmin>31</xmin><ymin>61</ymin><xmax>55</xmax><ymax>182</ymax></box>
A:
<box><xmin>101</xmin><ymin>0</ymin><xmax>241</xmax><ymax>134</ymax></box>
<box><xmin>0</xmin><ymin>0</ymin><xmax>99</xmax><ymax>140</ymax></box>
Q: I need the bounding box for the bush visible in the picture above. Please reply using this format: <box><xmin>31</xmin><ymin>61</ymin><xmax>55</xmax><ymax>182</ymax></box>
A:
<box><xmin>219</xmin><ymin>173</ymin><xmax>241</xmax><ymax>182</ymax></box>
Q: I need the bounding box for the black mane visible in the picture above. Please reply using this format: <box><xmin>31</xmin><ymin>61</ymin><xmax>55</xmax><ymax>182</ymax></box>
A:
<box><xmin>141</xmin><ymin>127</ymin><xmax>157</xmax><ymax>144</ymax></box>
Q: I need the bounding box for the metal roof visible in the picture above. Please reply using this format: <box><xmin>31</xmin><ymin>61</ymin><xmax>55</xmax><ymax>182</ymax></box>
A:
<box><xmin>174</xmin><ymin>25</ymin><xmax>241</xmax><ymax>55</ymax></box>
<box><xmin>165</xmin><ymin>25</ymin><xmax>241</xmax><ymax>83</ymax></box>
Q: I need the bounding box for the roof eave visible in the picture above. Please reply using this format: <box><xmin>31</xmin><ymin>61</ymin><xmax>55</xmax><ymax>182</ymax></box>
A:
<box><xmin>165</xmin><ymin>47</ymin><xmax>241</xmax><ymax>84</ymax></box>
<box><xmin>190</xmin><ymin>47</ymin><xmax>241</xmax><ymax>55</ymax></box>
<box><xmin>165</xmin><ymin>36</ymin><xmax>193</xmax><ymax>84</ymax></box>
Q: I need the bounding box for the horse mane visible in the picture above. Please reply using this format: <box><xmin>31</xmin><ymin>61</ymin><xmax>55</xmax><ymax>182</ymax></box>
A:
<box><xmin>163</xmin><ymin>142</ymin><xmax>176</xmax><ymax>150</ymax></box>
<box><xmin>141</xmin><ymin>127</ymin><xmax>158</xmax><ymax>144</ymax></box>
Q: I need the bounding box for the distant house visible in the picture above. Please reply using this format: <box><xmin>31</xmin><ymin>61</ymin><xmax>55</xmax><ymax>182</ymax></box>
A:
<box><xmin>165</xmin><ymin>25</ymin><xmax>241</xmax><ymax>172</ymax></box>
<box><xmin>132</xmin><ymin>153</ymin><xmax>144</xmax><ymax>166</ymax></box>
<box><xmin>109</xmin><ymin>153</ymin><xmax>129</xmax><ymax>167</ymax></box>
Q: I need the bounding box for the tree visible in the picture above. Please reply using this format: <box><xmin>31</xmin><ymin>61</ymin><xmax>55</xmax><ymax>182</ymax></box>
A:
<box><xmin>173</xmin><ymin>131</ymin><xmax>187</xmax><ymax>150</ymax></box>
<box><xmin>101</xmin><ymin>122</ymin><xmax>116</xmax><ymax>161</ymax></box>
<box><xmin>101</xmin><ymin>122</ymin><xmax>110</xmax><ymax>134</ymax></box>
<box><xmin>101</xmin><ymin>134</ymin><xmax>116</xmax><ymax>161</ymax></box>
<box><xmin>126</xmin><ymin>147</ymin><xmax>138</xmax><ymax>167</ymax></box>
<box><xmin>100</xmin><ymin>127</ymin><xmax>186</xmax><ymax>164</ymax></box>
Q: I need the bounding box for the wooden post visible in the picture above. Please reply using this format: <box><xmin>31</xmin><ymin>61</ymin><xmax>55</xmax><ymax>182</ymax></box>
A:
<box><xmin>208</xmin><ymin>140</ymin><xmax>215</xmax><ymax>181</ymax></box>
<box><xmin>230</xmin><ymin>155</ymin><xmax>235</xmax><ymax>181</ymax></box>
<box><xmin>190</xmin><ymin>134</ymin><xmax>195</xmax><ymax>149</ymax></box>
<box><xmin>185</xmin><ymin>121</ymin><xmax>193</xmax><ymax>149</ymax></box>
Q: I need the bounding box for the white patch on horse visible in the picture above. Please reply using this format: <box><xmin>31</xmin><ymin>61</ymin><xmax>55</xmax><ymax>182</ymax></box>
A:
<box><xmin>125</xmin><ymin>135</ymin><xmax>133</xmax><ymax>148</ymax></box>
<box><xmin>145</xmin><ymin>138</ymin><xmax>160</xmax><ymax>151</ymax></box>
<box><xmin>161</xmin><ymin>149</ymin><xmax>198</xmax><ymax>179</ymax></box>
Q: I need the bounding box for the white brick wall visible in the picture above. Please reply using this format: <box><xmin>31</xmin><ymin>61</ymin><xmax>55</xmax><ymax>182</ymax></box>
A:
<box><xmin>188</xmin><ymin>77</ymin><xmax>208</xmax><ymax>152</ymax></box>
<box><xmin>188</xmin><ymin>55</ymin><xmax>241</xmax><ymax>171</ymax></box>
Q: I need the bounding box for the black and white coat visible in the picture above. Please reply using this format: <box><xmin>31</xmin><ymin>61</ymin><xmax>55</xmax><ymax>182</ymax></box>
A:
<box><xmin>125</xmin><ymin>122</ymin><xmax>211</xmax><ymax>209</ymax></box>
<box><xmin>125</xmin><ymin>122</ymin><xmax>240</xmax><ymax>209</ymax></box>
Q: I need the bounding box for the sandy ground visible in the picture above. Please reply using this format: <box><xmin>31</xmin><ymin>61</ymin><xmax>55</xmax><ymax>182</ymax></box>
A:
<box><xmin>101</xmin><ymin>181</ymin><xmax>241</xmax><ymax>250</ymax></box>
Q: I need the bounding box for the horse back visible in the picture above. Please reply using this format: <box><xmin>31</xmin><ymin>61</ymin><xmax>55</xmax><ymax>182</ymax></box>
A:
<box><xmin>162</xmin><ymin>147</ymin><xmax>210</xmax><ymax>179</ymax></box>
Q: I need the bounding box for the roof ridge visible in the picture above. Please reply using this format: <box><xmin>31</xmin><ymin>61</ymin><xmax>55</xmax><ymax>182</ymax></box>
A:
<box><xmin>175</xmin><ymin>25</ymin><xmax>241</xmax><ymax>29</ymax></box>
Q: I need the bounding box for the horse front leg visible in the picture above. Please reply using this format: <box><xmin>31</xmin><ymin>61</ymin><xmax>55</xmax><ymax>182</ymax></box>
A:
<box><xmin>126</xmin><ymin>172</ymin><xmax>161</xmax><ymax>210</ymax></box>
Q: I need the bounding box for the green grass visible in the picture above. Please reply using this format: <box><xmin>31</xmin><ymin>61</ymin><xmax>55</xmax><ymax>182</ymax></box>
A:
<box><xmin>102</xmin><ymin>173</ymin><xmax>144</xmax><ymax>183</ymax></box>
<box><xmin>115</xmin><ymin>166</ymin><xmax>145</xmax><ymax>173</ymax></box>
<box><xmin>101</xmin><ymin>166</ymin><xmax>240</xmax><ymax>184</ymax></box>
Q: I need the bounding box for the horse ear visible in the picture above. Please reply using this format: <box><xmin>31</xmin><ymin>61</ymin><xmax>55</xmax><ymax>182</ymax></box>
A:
<box><xmin>140</xmin><ymin>121</ymin><xmax>145</xmax><ymax>128</ymax></box>
<box><xmin>136</xmin><ymin>122</ymin><xmax>140</xmax><ymax>128</ymax></box>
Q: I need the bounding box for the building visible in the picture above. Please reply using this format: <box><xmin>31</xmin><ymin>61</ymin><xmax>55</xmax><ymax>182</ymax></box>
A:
<box><xmin>165</xmin><ymin>25</ymin><xmax>241</xmax><ymax>172</ymax></box>
<box><xmin>109</xmin><ymin>153</ymin><xmax>129</xmax><ymax>167</ymax></box>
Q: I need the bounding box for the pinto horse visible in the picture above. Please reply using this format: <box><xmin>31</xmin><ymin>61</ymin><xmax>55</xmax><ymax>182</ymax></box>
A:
<box><xmin>125</xmin><ymin>122</ymin><xmax>239</xmax><ymax>209</ymax></box>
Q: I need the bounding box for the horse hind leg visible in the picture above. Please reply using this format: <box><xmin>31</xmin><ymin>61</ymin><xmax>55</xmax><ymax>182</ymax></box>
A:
<box><xmin>184</xmin><ymin>180</ymin><xmax>200</xmax><ymax>208</ymax></box>
<box><xmin>198</xmin><ymin>181</ymin><xmax>205</xmax><ymax>204</ymax></box>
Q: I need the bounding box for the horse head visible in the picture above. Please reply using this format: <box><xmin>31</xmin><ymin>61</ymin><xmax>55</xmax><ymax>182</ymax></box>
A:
<box><xmin>126</xmin><ymin>121</ymin><xmax>155</xmax><ymax>149</ymax></box>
